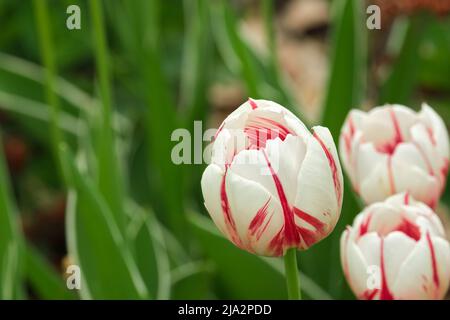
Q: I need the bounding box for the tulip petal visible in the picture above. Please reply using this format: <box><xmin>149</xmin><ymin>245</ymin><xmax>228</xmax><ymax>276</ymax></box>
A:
<box><xmin>391</xmin><ymin>157</ymin><xmax>440</xmax><ymax>208</ymax></box>
<box><xmin>392</xmin><ymin>234</ymin><xmax>449</xmax><ymax>299</ymax></box>
<box><xmin>357</xmin><ymin>232</ymin><xmax>381</xmax><ymax>267</ymax></box>
<box><xmin>346</xmin><ymin>240</ymin><xmax>370</xmax><ymax>298</ymax></box>
<box><xmin>294</xmin><ymin>126</ymin><xmax>342</xmax><ymax>239</ymax></box>
<box><xmin>410</xmin><ymin>123</ymin><xmax>441</xmax><ymax>177</ymax></box>
<box><xmin>383</xmin><ymin>232</ymin><xmax>416</xmax><ymax>292</ymax></box>
<box><xmin>419</xmin><ymin>103</ymin><xmax>450</xmax><ymax>160</ymax></box>
<box><xmin>391</xmin><ymin>143</ymin><xmax>430</xmax><ymax>174</ymax></box>
<box><xmin>224</xmin><ymin>169</ymin><xmax>284</xmax><ymax>256</ymax></box>
<box><xmin>201</xmin><ymin>164</ymin><xmax>228</xmax><ymax>235</ymax></box>
<box><xmin>359</xmin><ymin>156</ymin><xmax>391</xmax><ymax>204</ymax></box>
<box><xmin>265</xmin><ymin>135</ymin><xmax>307</xmax><ymax>204</ymax></box>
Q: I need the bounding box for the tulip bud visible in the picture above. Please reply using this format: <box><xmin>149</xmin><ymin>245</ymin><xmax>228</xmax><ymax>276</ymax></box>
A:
<box><xmin>339</xmin><ymin>103</ymin><xmax>449</xmax><ymax>208</ymax></box>
<box><xmin>341</xmin><ymin>193</ymin><xmax>450</xmax><ymax>300</ymax></box>
<box><xmin>201</xmin><ymin>99</ymin><xmax>343</xmax><ymax>256</ymax></box>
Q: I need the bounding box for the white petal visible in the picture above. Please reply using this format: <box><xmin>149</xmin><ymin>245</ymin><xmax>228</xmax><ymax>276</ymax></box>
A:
<box><xmin>346</xmin><ymin>240</ymin><xmax>370</xmax><ymax>298</ymax></box>
<box><xmin>430</xmin><ymin>237</ymin><xmax>450</xmax><ymax>299</ymax></box>
<box><xmin>211</xmin><ymin>129</ymin><xmax>247</xmax><ymax>168</ymax></box>
<box><xmin>228</xmin><ymin>149</ymin><xmax>277</xmax><ymax>201</ymax></box>
<box><xmin>391</xmin><ymin>143</ymin><xmax>429</xmax><ymax>174</ymax></box>
<box><xmin>201</xmin><ymin>164</ymin><xmax>227</xmax><ymax>235</ymax></box>
<box><xmin>340</xmin><ymin>229</ymin><xmax>351</xmax><ymax>278</ymax></box>
<box><xmin>357</xmin><ymin>232</ymin><xmax>381</xmax><ymax>265</ymax></box>
<box><xmin>410</xmin><ymin>123</ymin><xmax>441</xmax><ymax>182</ymax></box>
<box><xmin>220</xmin><ymin>100</ymin><xmax>252</xmax><ymax>131</ymax></box>
<box><xmin>294</xmin><ymin>126</ymin><xmax>342</xmax><ymax>238</ymax></box>
<box><xmin>264</xmin><ymin>135</ymin><xmax>307</xmax><ymax>204</ymax></box>
<box><xmin>225</xmin><ymin>169</ymin><xmax>284</xmax><ymax>256</ymax></box>
<box><xmin>359</xmin><ymin>157</ymin><xmax>391</xmax><ymax>204</ymax></box>
<box><xmin>392</xmin><ymin>235</ymin><xmax>449</xmax><ymax>299</ymax></box>
<box><xmin>419</xmin><ymin>103</ymin><xmax>450</xmax><ymax>160</ymax></box>
<box><xmin>390</xmin><ymin>105</ymin><xmax>417</xmax><ymax>140</ymax></box>
<box><xmin>366</xmin><ymin>203</ymin><xmax>402</xmax><ymax>236</ymax></box>
<box><xmin>391</xmin><ymin>157</ymin><xmax>440</xmax><ymax>208</ymax></box>
<box><xmin>383</xmin><ymin>232</ymin><xmax>417</xmax><ymax>291</ymax></box>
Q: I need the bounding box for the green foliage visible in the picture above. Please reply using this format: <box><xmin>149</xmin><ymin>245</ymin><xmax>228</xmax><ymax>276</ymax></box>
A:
<box><xmin>0</xmin><ymin>0</ymin><xmax>448</xmax><ymax>300</ymax></box>
<box><xmin>0</xmin><ymin>133</ymin><xmax>22</xmax><ymax>299</ymax></box>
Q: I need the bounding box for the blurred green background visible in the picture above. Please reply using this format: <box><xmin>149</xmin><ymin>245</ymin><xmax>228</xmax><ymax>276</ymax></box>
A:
<box><xmin>0</xmin><ymin>0</ymin><xmax>449</xmax><ymax>299</ymax></box>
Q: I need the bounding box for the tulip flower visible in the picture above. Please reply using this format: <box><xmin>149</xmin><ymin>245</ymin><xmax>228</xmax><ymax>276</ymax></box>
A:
<box><xmin>201</xmin><ymin>99</ymin><xmax>343</xmax><ymax>257</ymax></box>
<box><xmin>339</xmin><ymin>103</ymin><xmax>449</xmax><ymax>208</ymax></box>
<box><xmin>341</xmin><ymin>193</ymin><xmax>450</xmax><ymax>300</ymax></box>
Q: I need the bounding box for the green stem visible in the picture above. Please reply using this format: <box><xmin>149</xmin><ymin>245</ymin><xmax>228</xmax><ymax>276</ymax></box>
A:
<box><xmin>32</xmin><ymin>0</ymin><xmax>63</xmax><ymax>180</ymax></box>
<box><xmin>284</xmin><ymin>248</ymin><xmax>301</xmax><ymax>300</ymax></box>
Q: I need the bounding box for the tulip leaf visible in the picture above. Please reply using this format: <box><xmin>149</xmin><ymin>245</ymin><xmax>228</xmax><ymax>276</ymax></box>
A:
<box><xmin>321</xmin><ymin>0</ymin><xmax>366</xmax><ymax>138</ymax></box>
<box><xmin>127</xmin><ymin>203</ymin><xmax>171</xmax><ymax>299</ymax></box>
<box><xmin>210</xmin><ymin>0</ymin><xmax>297</xmax><ymax>113</ymax></box>
<box><xmin>24</xmin><ymin>243</ymin><xmax>77</xmax><ymax>300</ymax></box>
<box><xmin>89</xmin><ymin>0</ymin><xmax>127</xmax><ymax>235</ymax></box>
<box><xmin>379</xmin><ymin>16</ymin><xmax>427</xmax><ymax>106</ymax></box>
<box><xmin>118</xmin><ymin>0</ymin><xmax>186</xmax><ymax>240</ymax></box>
<box><xmin>61</xmin><ymin>146</ymin><xmax>148</xmax><ymax>299</ymax></box>
<box><xmin>189</xmin><ymin>212</ymin><xmax>331</xmax><ymax>300</ymax></box>
<box><xmin>0</xmin><ymin>132</ymin><xmax>22</xmax><ymax>299</ymax></box>
<box><xmin>170</xmin><ymin>261</ymin><xmax>214</xmax><ymax>299</ymax></box>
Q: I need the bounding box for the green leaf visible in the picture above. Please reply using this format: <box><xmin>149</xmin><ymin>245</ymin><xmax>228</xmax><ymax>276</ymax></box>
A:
<box><xmin>189</xmin><ymin>213</ymin><xmax>331</xmax><ymax>300</ymax></box>
<box><xmin>24</xmin><ymin>243</ymin><xmax>77</xmax><ymax>300</ymax></box>
<box><xmin>127</xmin><ymin>203</ymin><xmax>171</xmax><ymax>299</ymax></box>
<box><xmin>89</xmin><ymin>0</ymin><xmax>126</xmax><ymax>234</ymax></box>
<box><xmin>211</xmin><ymin>0</ymin><xmax>298</xmax><ymax>114</ymax></box>
<box><xmin>120</xmin><ymin>0</ymin><xmax>186</xmax><ymax>239</ymax></box>
<box><xmin>211</xmin><ymin>0</ymin><xmax>260</xmax><ymax>97</ymax></box>
<box><xmin>61</xmin><ymin>146</ymin><xmax>148</xmax><ymax>299</ymax></box>
<box><xmin>0</xmin><ymin>132</ymin><xmax>22</xmax><ymax>299</ymax></box>
<box><xmin>170</xmin><ymin>261</ymin><xmax>214</xmax><ymax>299</ymax></box>
<box><xmin>0</xmin><ymin>90</ymin><xmax>83</xmax><ymax>137</ymax></box>
<box><xmin>379</xmin><ymin>16</ymin><xmax>427</xmax><ymax>105</ymax></box>
<box><xmin>322</xmin><ymin>0</ymin><xmax>366</xmax><ymax>138</ymax></box>
<box><xmin>180</xmin><ymin>0</ymin><xmax>212</xmax><ymax>123</ymax></box>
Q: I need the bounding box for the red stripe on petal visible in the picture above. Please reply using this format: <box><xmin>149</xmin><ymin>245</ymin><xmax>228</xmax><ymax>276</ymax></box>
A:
<box><xmin>376</xmin><ymin>108</ymin><xmax>403</xmax><ymax>154</ymax></box>
<box><xmin>404</xmin><ymin>192</ymin><xmax>410</xmax><ymax>205</ymax></box>
<box><xmin>248</xmin><ymin>98</ymin><xmax>258</xmax><ymax>110</ymax></box>
<box><xmin>313</xmin><ymin>130</ymin><xmax>342</xmax><ymax>206</ymax></box>
<box><xmin>427</xmin><ymin>127</ymin><xmax>437</xmax><ymax>146</ymax></box>
<box><xmin>296</xmin><ymin>226</ymin><xmax>320</xmax><ymax>247</ymax></box>
<box><xmin>268</xmin><ymin>228</ymin><xmax>284</xmax><ymax>256</ymax></box>
<box><xmin>248</xmin><ymin>198</ymin><xmax>271</xmax><ymax>237</ymax></box>
<box><xmin>293</xmin><ymin>207</ymin><xmax>327</xmax><ymax>248</ymax></box>
<box><xmin>395</xmin><ymin>218</ymin><xmax>421</xmax><ymax>241</ymax></box>
<box><xmin>380</xmin><ymin>238</ymin><xmax>394</xmax><ymax>300</ymax></box>
<box><xmin>293</xmin><ymin>207</ymin><xmax>326</xmax><ymax>231</ymax></box>
<box><xmin>361</xmin><ymin>289</ymin><xmax>378</xmax><ymax>300</ymax></box>
<box><xmin>426</xmin><ymin>232</ymin><xmax>440</xmax><ymax>289</ymax></box>
<box><xmin>220</xmin><ymin>166</ymin><xmax>242</xmax><ymax>247</ymax></box>
<box><xmin>359</xmin><ymin>212</ymin><xmax>373</xmax><ymax>236</ymax></box>
<box><xmin>263</xmin><ymin>151</ymin><xmax>299</xmax><ymax>249</ymax></box>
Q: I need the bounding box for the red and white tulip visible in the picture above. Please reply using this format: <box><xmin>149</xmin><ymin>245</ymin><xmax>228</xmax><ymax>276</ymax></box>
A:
<box><xmin>201</xmin><ymin>99</ymin><xmax>343</xmax><ymax>256</ymax></box>
<box><xmin>341</xmin><ymin>193</ymin><xmax>450</xmax><ymax>300</ymax></box>
<box><xmin>339</xmin><ymin>103</ymin><xmax>449</xmax><ymax>208</ymax></box>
